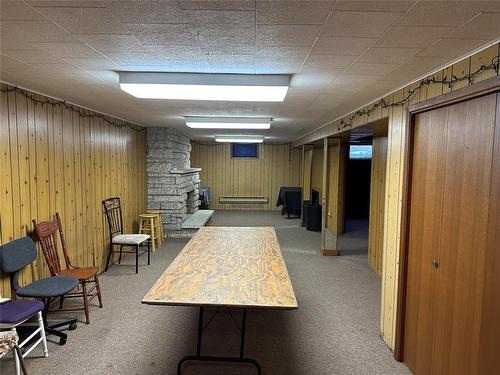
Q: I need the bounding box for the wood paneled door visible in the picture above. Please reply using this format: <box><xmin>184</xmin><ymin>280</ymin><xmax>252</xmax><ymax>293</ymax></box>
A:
<box><xmin>403</xmin><ymin>91</ymin><xmax>500</xmax><ymax>374</ymax></box>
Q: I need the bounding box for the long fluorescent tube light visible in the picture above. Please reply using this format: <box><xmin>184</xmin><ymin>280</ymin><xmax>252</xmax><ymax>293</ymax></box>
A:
<box><xmin>119</xmin><ymin>72</ymin><xmax>289</xmax><ymax>102</ymax></box>
<box><xmin>215</xmin><ymin>136</ymin><xmax>264</xmax><ymax>143</ymax></box>
<box><xmin>185</xmin><ymin>116</ymin><xmax>271</xmax><ymax>129</ymax></box>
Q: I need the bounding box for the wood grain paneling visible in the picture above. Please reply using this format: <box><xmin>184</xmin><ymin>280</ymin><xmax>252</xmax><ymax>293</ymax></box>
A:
<box><xmin>293</xmin><ymin>43</ymin><xmax>500</xmax><ymax>349</ymax></box>
<box><xmin>0</xmin><ymin>84</ymin><xmax>146</xmax><ymax>298</ymax></box>
<box><xmin>191</xmin><ymin>142</ymin><xmax>301</xmax><ymax>210</ymax></box>
<box><xmin>311</xmin><ymin>146</ymin><xmax>323</xmax><ymax>198</ymax></box>
<box><xmin>303</xmin><ymin>146</ymin><xmax>313</xmax><ymax>201</ymax></box>
<box><xmin>142</xmin><ymin>226</ymin><xmax>298</xmax><ymax>309</ymax></box>
<box><xmin>404</xmin><ymin>93</ymin><xmax>498</xmax><ymax>375</ymax></box>
<box><xmin>325</xmin><ymin>139</ymin><xmax>347</xmax><ymax>240</ymax></box>
<box><xmin>368</xmin><ymin>136</ymin><xmax>387</xmax><ymax>275</ymax></box>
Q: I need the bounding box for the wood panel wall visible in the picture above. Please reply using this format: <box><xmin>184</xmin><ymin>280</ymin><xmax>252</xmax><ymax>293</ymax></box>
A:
<box><xmin>191</xmin><ymin>142</ymin><xmax>301</xmax><ymax>210</ymax></box>
<box><xmin>292</xmin><ymin>43</ymin><xmax>500</xmax><ymax>349</ymax></box>
<box><xmin>303</xmin><ymin>147</ymin><xmax>313</xmax><ymax>201</ymax></box>
<box><xmin>326</xmin><ymin>140</ymin><xmax>347</xmax><ymax>235</ymax></box>
<box><xmin>0</xmin><ymin>83</ymin><xmax>146</xmax><ymax>298</ymax></box>
<box><xmin>368</xmin><ymin>136</ymin><xmax>387</xmax><ymax>276</ymax></box>
<box><xmin>311</xmin><ymin>146</ymin><xmax>323</xmax><ymax>197</ymax></box>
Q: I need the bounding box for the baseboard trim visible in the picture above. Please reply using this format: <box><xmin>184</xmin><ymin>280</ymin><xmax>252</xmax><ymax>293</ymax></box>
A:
<box><xmin>321</xmin><ymin>248</ymin><xmax>338</xmax><ymax>256</ymax></box>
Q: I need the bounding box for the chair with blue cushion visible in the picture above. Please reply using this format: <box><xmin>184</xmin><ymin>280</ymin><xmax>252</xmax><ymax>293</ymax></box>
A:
<box><xmin>0</xmin><ymin>237</ymin><xmax>79</xmax><ymax>345</ymax></box>
<box><xmin>0</xmin><ymin>299</ymin><xmax>48</xmax><ymax>375</ymax></box>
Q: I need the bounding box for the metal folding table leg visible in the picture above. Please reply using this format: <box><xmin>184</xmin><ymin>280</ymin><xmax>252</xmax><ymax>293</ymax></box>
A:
<box><xmin>177</xmin><ymin>307</ymin><xmax>261</xmax><ymax>375</ymax></box>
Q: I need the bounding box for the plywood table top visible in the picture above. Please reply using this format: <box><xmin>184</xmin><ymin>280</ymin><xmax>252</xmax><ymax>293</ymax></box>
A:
<box><xmin>142</xmin><ymin>227</ymin><xmax>298</xmax><ymax>309</ymax></box>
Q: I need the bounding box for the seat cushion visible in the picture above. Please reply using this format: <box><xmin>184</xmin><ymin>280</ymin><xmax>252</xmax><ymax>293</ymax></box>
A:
<box><xmin>59</xmin><ymin>266</ymin><xmax>98</xmax><ymax>281</ymax></box>
<box><xmin>0</xmin><ymin>300</ymin><xmax>44</xmax><ymax>325</ymax></box>
<box><xmin>16</xmin><ymin>276</ymin><xmax>79</xmax><ymax>298</ymax></box>
<box><xmin>112</xmin><ymin>234</ymin><xmax>150</xmax><ymax>245</ymax></box>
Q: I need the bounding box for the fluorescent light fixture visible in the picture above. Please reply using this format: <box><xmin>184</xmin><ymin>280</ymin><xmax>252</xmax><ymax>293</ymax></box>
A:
<box><xmin>185</xmin><ymin>116</ymin><xmax>271</xmax><ymax>129</ymax></box>
<box><xmin>215</xmin><ymin>136</ymin><xmax>264</xmax><ymax>143</ymax></box>
<box><xmin>119</xmin><ymin>72</ymin><xmax>289</xmax><ymax>102</ymax></box>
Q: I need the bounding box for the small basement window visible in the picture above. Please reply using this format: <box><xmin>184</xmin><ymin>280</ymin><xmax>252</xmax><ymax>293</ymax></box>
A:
<box><xmin>232</xmin><ymin>143</ymin><xmax>258</xmax><ymax>158</ymax></box>
<box><xmin>349</xmin><ymin>145</ymin><xmax>372</xmax><ymax>159</ymax></box>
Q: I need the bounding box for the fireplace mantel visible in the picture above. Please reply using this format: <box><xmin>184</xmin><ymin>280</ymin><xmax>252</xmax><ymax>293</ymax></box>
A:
<box><xmin>170</xmin><ymin>168</ymin><xmax>202</xmax><ymax>175</ymax></box>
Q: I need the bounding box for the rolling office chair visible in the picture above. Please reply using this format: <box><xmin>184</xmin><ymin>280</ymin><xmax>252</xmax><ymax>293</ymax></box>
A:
<box><xmin>0</xmin><ymin>237</ymin><xmax>79</xmax><ymax>345</ymax></box>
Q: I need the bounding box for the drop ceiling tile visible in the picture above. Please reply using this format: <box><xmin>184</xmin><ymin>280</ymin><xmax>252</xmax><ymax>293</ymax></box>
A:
<box><xmin>332</xmin><ymin>0</ymin><xmax>415</xmax><ymax>12</ymax></box>
<box><xmin>303</xmin><ymin>54</ymin><xmax>357</xmax><ymax>70</ymax></box>
<box><xmin>256</xmin><ymin>1</ymin><xmax>332</xmax><ymax>25</ymax></box>
<box><xmin>311</xmin><ymin>37</ymin><xmax>376</xmax><ymax>55</ymax></box>
<box><xmin>255</xmin><ymin>59</ymin><xmax>304</xmax><ymax>74</ymax></box>
<box><xmin>27</xmin><ymin>1</ymin><xmax>106</xmax><ymax>7</ymax></box>
<box><xmin>185</xmin><ymin>9</ymin><xmax>255</xmax><ymax>36</ymax></box>
<box><xmin>256</xmin><ymin>24</ymin><xmax>321</xmax><ymax>46</ymax></box>
<box><xmin>143</xmin><ymin>45</ymin><xmax>207</xmax><ymax>61</ymax></box>
<box><xmin>106</xmin><ymin>52</ymin><xmax>194</xmax><ymax>66</ymax></box>
<box><xmin>321</xmin><ymin>11</ymin><xmax>404</xmax><ymax>38</ymax></box>
<box><xmin>0</xmin><ymin>54</ymin><xmax>33</xmax><ymax>72</ymax></box>
<box><xmin>256</xmin><ymin>46</ymin><xmax>309</xmax><ymax>62</ymax></box>
<box><xmin>127</xmin><ymin>23</ymin><xmax>199</xmax><ymax>45</ymax></box>
<box><xmin>357</xmin><ymin>47</ymin><xmax>422</xmax><ymax>64</ymax></box>
<box><xmin>34</xmin><ymin>6</ymin><xmax>128</xmax><ymax>34</ymax></box>
<box><xmin>254</xmin><ymin>63</ymin><xmax>303</xmax><ymax>74</ymax></box>
<box><xmin>36</xmin><ymin>42</ymin><xmax>103</xmax><ymax>58</ymax></box>
<box><xmin>450</xmin><ymin>13</ymin><xmax>500</xmax><ymax>40</ymax></box>
<box><xmin>0</xmin><ymin>20</ymin><xmax>76</xmax><ymax>43</ymax></box>
<box><xmin>178</xmin><ymin>0</ymin><xmax>256</xmax><ymax>10</ymax></box>
<box><xmin>346</xmin><ymin>62</ymin><xmax>399</xmax><ymax>76</ymax></box>
<box><xmin>374</xmin><ymin>26</ymin><xmax>455</xmax><ymax>48</ymax></box>
<box><xmin>107</xmin><ymin>1</ymin><xmax>187</xmax><ymax>24</ymax></box>
<box><xmin>394</xmin><ymin>2</ymin><xmax>482</xmax><ymax>27</ymax></box>
<box><xmin>417</xmin><ymin>38</ymin><xmax>489</xmax><ymax>58</ymax></box>
<box><xmin>290</xmin><ymin>70</ymin><xmax>343</xmax><ymax>90</ymax></box>
<box><xmin>63</xmin><ymin>57</ymin><xmax>120</xmax><ymax>69</ymax></box>
<box><xmin>0</xmin><ymin>0</ymin><xmax>47</xmax><ymax>20</ymax></box>
<box><xmin>199</xmin><ymin>35</ymin><xmax>255</xmax><ymax>54</ymax></box>
<box><xmin>1</xmin><ymin>49</ymin><xmax>60</xmax><ymax>64</ymax></box>
<box><xmin>206</xmin><ymin>53</ymin><xmax>254</xmax><ymax>67</ymax></box>
<box><xmin>86</xmin><ymin>70</ymin><xmax>120</xmax><ymax>83</ymax></box>
<box><xmin>28</xmin><ymin>62</ymin><xmax>86</xmax><ymax>74</ymax></box>
<box><xmin>74</xmin><ymin>34</ymin><xmax>146</xmax><ymax>53</ymax></box>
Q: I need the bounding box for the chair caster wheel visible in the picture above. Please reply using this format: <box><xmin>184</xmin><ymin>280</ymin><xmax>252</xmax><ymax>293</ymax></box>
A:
<box><xmin>59</xmin><ymin>337</ymin><xmax>67</xmax><ymax>345</ymax></box>
<box><xmin>69</xmin><ymin>323</ymin><xmax>77</xmax><ymax>330</ymax></box>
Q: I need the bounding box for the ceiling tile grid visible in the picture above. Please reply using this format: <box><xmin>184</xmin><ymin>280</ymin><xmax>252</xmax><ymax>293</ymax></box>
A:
<box><xmin>0</xmin><ymin>0</ymin><xmax>499</xmax><ymax>142</ymax></box>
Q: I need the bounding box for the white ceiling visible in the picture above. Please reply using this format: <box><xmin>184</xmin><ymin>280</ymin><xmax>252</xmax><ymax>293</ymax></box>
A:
<box><xmin>1</xmin><ymin>0</ymin><xmax>500</xmax><ymax>142</ymax></box>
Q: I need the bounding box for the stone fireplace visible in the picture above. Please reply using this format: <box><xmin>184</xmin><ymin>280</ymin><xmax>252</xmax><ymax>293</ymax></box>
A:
<box><xmin>146</xmin><ymin>128</ymin><xmax>201</xmax><ymax>237</ymax></box>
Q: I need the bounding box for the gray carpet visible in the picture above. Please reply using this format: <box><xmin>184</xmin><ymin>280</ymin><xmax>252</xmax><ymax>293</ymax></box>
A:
<box><xmin>1</xmin><ymin>210</ymin><xmax>410</xmax><ymax>375</ymax></box>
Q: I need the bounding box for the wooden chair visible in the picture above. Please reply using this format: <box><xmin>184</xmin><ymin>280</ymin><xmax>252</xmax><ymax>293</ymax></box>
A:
<box><xmin>102</xmin><ymin>197</ymin><xmax>150</xmax><ymax>274</ymax></box>
<box><xmin>32</xmin><ymin>213</ymin><xmax>103</xmax><ymax>324</ymax></box>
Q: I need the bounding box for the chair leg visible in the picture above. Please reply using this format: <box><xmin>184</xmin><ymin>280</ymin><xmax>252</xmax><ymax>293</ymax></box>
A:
<box><xmin>37</xmin><ymin>311</ymin><xmax>49</xmax><ymax>357</ymax></box>
<box><xmin>12</xmin><ymin>327</ymin><xmax>21</xmax><ymax>375</ymax></box>
<box><xmin>135</xmin><ymin>245</ymin><xmax>139</xmax><ymax>274</ymax></box>
<box><xmin>118</xmin><ymin>244</ymin><xmax>123</xmax><ymax>264</ymax></box>
<box><xmin>150</xmin><ymin>218</ymin><xmax>156</xmax><ymax>253</ymax></box>
<box><xmin>147</xmin><ymin>238</ymin><xmax>151</xmax><ymax>265</ymax></box>
<box><xmin>81</xmin><ymin>281</ymin><xmax>90</xmax><ymax>324</ymax></box>
<box><xmin>13</xmin><ymin>344</ymin><xmax>27</xmax><ymax>375</ymax></box>
<box><xmin>105</xmin><ymin>243</ymin><xmax>113</xmax><ymax>272</ymax></box>
<box><xmin>95</xmin><ymin>275</ymin><xmax>103</xmax><ymax>308</ymax></box>
<box><xmin>59</xmin><ymin>295</ymin><xmax>64</xmax><ymax>309</ymax></box>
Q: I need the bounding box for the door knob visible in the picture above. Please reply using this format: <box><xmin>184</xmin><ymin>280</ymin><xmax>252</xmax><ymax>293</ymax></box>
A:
<box><xmin>432</xmin><ymin>260</ymin><xmax>439</xmax><ymax>268</ymax></box>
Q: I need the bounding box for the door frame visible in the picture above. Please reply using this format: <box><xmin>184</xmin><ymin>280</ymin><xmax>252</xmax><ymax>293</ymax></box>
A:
<box><xmin>393</xmin><ymin>75</ymin><xmax>500</xmax><ymax>361</ymax></box>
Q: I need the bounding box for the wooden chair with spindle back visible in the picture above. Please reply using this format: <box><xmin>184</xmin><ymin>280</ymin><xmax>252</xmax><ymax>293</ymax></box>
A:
<box><xmin>102</xmin><ymin>197</ymin><xmax>151</xmax><ymax>274</ymax></box>
<box><xmin>32</xmin><ymin>213</ymin><xmax>103</xmax><ymax>324</ymax></box>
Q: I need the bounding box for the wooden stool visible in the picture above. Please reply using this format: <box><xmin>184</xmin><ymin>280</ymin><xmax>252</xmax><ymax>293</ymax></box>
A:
<box><xmin>139</xmin><ymin>214</ymin><xmax>159</xmax><ymax>252</ymax></box>
<box><xmin>146</xmin><ymin>210</ymin><xmax>165</xmax><ymax>244</ymax></box>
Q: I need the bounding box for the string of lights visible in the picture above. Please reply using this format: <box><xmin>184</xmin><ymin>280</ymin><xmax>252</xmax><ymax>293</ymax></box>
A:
<box><xmin>337</xmin><ymin>55</ymin><xmax>500</xmax><ymax>131</ymax></box>
<box><xmin>0</xmin><ymin>85</ymin><xmax>144</xmax><ymax>133</ymax></box>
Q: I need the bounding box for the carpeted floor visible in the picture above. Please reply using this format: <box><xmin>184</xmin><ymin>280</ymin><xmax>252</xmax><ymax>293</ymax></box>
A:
<box><xmin>1</xmin><ymin>210</ymin><xmax>410</xmax><ymax>375</ymax></box>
